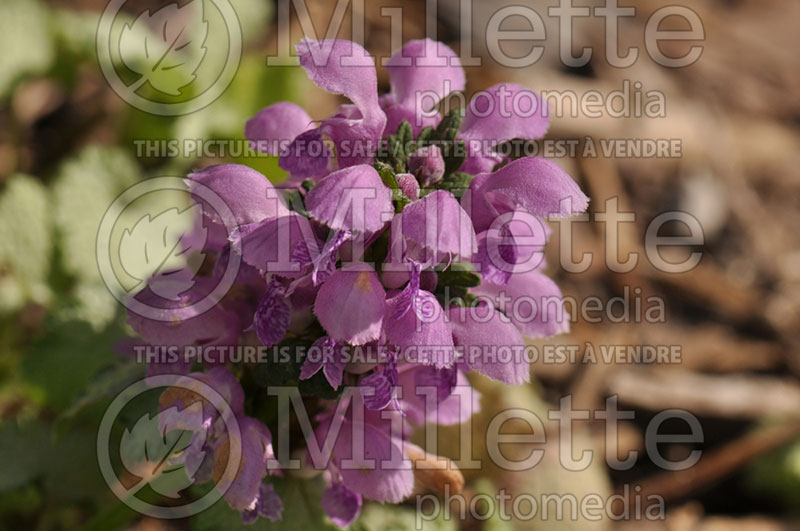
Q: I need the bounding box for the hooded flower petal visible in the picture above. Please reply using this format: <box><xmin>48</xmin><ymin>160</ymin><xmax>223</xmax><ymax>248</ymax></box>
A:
<box><xmin>381</xmin><ymin>95</ymin><xmax>440</xmax><ymax>137</ymax></box>
<box><xmin>306</xmin><ymin>165</ymin><xmax>394</xmax><ymax>233</ymax></box>
<box><xmin>127</xmin><ymin>277</ymin><xmax>240</xmax><ymax>349</ymax></box>
<box><xmin>241</xmin><ymin>482</ymin><xmax>283</xmax><ymax>524</ymax></box>
<box><xmin>317</xmin><ymin>408</ymin><xmax>413</xmax><ymax>503</ymax></box>
<box><xmin>385</xmin><ymin>290</ymin><xmax>454</xmax><ymax>368</ymax></box>
<box><xmin>471</xmin><ymin>269</ymin><xmax>570</xmax><ymax>338</ymax></box>
<box><xmin>397</xmin><ymin>366</ymin><xmax>480</xmax><ymax>426</ymax></box>
<box><xmin>297</xmin><ymin>39</ymin><xmax>383</xmax><ymax>127</ymax></box>
<box><xmin>467</xmin><ymin>157</ymin><xmax>589</xmax><ymax>232</ymax></box>
<box><xmin>386</xmin><ymin>39</ymin><xmax>465</xmax><ymax>110</ymax></box>
<box><xmin>447</xmin><ymin>305</ymin><xmax>529</xmax><ymax>385</ymax></box>
<box><xmin>459</xmin><ymin>83</ymin><xmax>549</xmax><ymax>174</ymax></box>
<box><xmin>232</xmin><ymin>212</ymin><xmax>321</xmax><ymax>277</ymax></box>
<box><xmin>473</xmin><ymin>209</ymin><xmax>548</xmax><ymax>285</ymax></box>
<box><xmin>187</xmin><ymin>164</ymin><xmax>288</xmax><ymax>226</ymax></box>
<box><xmin>196</xmin><ymin>366</ymin><xmax>246</xmax><ymax>417</ymax></box>
<box><xmin>322</xmin><ymin>481</ymin><xmax>362</xmax><ymax>527</ymax></box>
<box><xmin>392</xmin><ymin>190</ymin><xmax>477</xmax><ymax>264</ymax></box>
<box><xmin>292</xmin><ymin>39</ymin><xmax>386</xmax><ymax>172</ymax></box>
<box><xmin>215</xmin><ymin>416</ymin><xmax>275</xmax><ymax>511</ymax></box>
<box><xmin>279</xmin><ymin>129</ymin><xmax>332</xmax><ymax>179</ymax></box>
<box><xmin>382</xmin><ymin>39</ymin><xmax>465</xmax><ymax>134</ymax></box>
<box><xmin>314</xmin><ymin>264</ymin><xmax>386</xmax><ymax>345</ymax></box>
<box><xmin>245</xmin><ymin>102</ymin><xmax>313</xmax><ymax>156</ymax></box>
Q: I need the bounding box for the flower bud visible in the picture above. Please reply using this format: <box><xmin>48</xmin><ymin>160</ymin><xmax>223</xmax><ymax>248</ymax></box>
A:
<box><xmin>395</xmin><ymin>173</ymin><xmax>420</xmax><ymax>200</ymax></box>
<box><xmin>408</xmin><ymin>145</ymin><xmax>445</xmax><ymax>186</ymax></box>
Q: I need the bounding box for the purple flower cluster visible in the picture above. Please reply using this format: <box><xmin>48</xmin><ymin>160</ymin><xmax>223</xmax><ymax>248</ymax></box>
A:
<box><xmin>127</xmin><ymin>38</ymin><xmax>588</xmax><ymax>526</ymax></box>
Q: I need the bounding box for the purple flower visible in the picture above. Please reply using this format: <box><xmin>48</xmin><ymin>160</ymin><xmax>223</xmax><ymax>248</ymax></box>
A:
<box><xmin>466</xmin><ymin>156</ymin><xmax>589</xmax><ymax>233</ymax></box>
<box><xmin>391</xmin><ymin>190</ymin><xmax>477</xmax><ymax>265</ymax></box>
<box><xmin>322</xmin><ymin>481</ymin><xmax>362</xmax><ymax>527</ymax></box>
<box><xmin>246</xmin><ymin>39</ymin><xmax>386</xmax><ymax>182</ymax></box>
<box><xmin>127</xmin><ymin>276</ymin><xmax>241</xmax><ymax>358</ymax></box>
<box><xmin>126</xmin><ymin>36</ymin><xmax>591</xmax><ymax>528</ymax></box>
<box><xmin>396</xmin><ymin>364</ymin><xmax>481</xmax><ymax>426</ymax></box>
<box><xmin>472</xmin><ymin>208</ymin><xmax>548</xmax><ymax>286</ymax></box>
<box><xmin>187</xmin><ymin>164</ymin><xmax>288</xmax><ymax>226</ymax></box>
<box><xmin>459</xmin><ymin>83</ymin><xmax>549</xmax><ymax>174</ymax></box>
<box><xmin>360</xmin><ymin>355</ymin><xmax>399</xmax><ymax>411</ymax></box>
<box><xmin>385</xmin><ymin>289</ymin><xmax>454</xmax><ymax>368</ymax></box>
<box><xmin>471</xmin><ymin>267</ymin><xmax>571</xmax><ymax>339</ymax></box>
<box><xmin>447</xmin><ymin>304</ymin><xmax>530</xmax><ymax>385</ymax></box>
<box><xmin>252</xmin><ymin>281</ymin><xmax>291</xmax><ymax>348</ymax></box>
<box><xmin>300</xmin><ymin>336</ymin><xmax>348</xmax><ymax>390</ymax></box>
<box><xmin>158</xmin><ymin>368</ymin><xmax>282</xmax><ymax>521</ymax></box>
<box><xmin>381</xmin><ymin>39</ymin><xmax>465</xmax><ymax>135</ymax></box>
<box><xmin>213</xmin><ymin>416</ymin><xmax>277</xmax><ymax>512</ymax></box>
<box><xmin>314</xmin><ymin>263</ymin><xmax>386</xmax><ymax>345</ymax></box>
<box><xmin>305</xmin><ymin>164</ymin><xmax>394</xmax><ymax>233</ymax></box>
<box><xmin>242</xmin><ymin>482</ymin><xmax>283</xmax><ymax>525</ymax></box>
<box><xmin>232</xmin><ymin>211</ymin><xmax>321</xmax><ymax>278</ymax></box>
<box><xmin>313</xmin><ymin>395</ymin><xmax>414</xmax><ymax>505</ymax></box>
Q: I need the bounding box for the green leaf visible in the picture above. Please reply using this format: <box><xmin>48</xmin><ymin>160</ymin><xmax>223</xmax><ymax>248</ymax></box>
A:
<box><xmin>0</xmin><ymin>421</ymin><xmax>50</xmax><ymax>492</ymax></box>
<box><xmin>20</xmin><ymin>317</ymin><xmax>124</xmax><ymax>410</ymax></box>
<box><xmin>119</xmin><ymin>405</ymin><xmax>203</xmax><ymax>498</ymax></box>
<box><xmin>374</xmin><ymin>161</ymin><xmax>399</xmax><ymax>189</ymax></box>
<box><xmin>57</xmin><ymin>361</ymin><xmax>145</xmax><ymax>426</ymax></box>
<box><xmin>396</xmin><ymin>121</ymin><xmax>413</xmax><ymax>155</ymax></box>
<box><xmin>373</xmin><ymin>162</ymin><xmax>411</xmax><ymax>211</ymax></box>
<box><xmin>443</xmin><ymin>139</ymin><xmax>467</xmax><ymax>176</ymax></box>
<box><xmin>433</xmin><ymin>108</ymin><xmax>464</xmax><ymax>142</ymax></box>
<box><xmin>437</xmin><ymin>263</ymin><xmax>481</xmax><ymax>289</ymax></box>
<box><xmin>0</xmin><ymin>421</ymin><xmax>110</xmax><ymax>503</ymax></box>
<box><xmin>387</xmin><ymin>134</ymin><xmax>404</xmax><ymax>172</ymax></box>
<box><xmin>416</xmin><ymin>126</ymin><xmax>434</xmax><ymax>148</ymax></box>
<box><xmin>436</xmin><ymin>171</ymin><xmax>474</xmax><ymax>199</ymax></box>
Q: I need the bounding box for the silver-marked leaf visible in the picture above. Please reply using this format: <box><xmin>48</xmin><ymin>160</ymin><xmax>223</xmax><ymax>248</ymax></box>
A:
<box><xmin>119</xmin><ymin>402</ymin><xmax>206</xmax><ymax>499</ymax></box>
<box><xmin>119</xmin><ymin>1</ymin><xmax>208</xmax><ymax>96</ymax></box>
<box><xmin>119</xmin><ymin>203</ymin><xmax>207</xmax><ymax>300</ymax></box>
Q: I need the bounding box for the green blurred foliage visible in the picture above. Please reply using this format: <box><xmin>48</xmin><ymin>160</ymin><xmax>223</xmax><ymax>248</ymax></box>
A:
<box><xmin>0</xmin><ymin>0</ymin><xmax>307</xmax><ymax>528</ymax></box>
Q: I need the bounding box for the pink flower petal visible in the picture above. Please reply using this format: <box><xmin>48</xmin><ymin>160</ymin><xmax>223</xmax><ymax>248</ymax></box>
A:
<box><xmin>314</xmin><ymin>264</ymin><xmax>386</xmax><ymax>345</ymax></box>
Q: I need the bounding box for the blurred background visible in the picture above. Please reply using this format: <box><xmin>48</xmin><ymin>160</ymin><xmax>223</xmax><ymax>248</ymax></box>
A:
<box><xmin>1</xmin><ymin>0</ymin><xmax>799</xmax><ymax>529</ymax></box>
